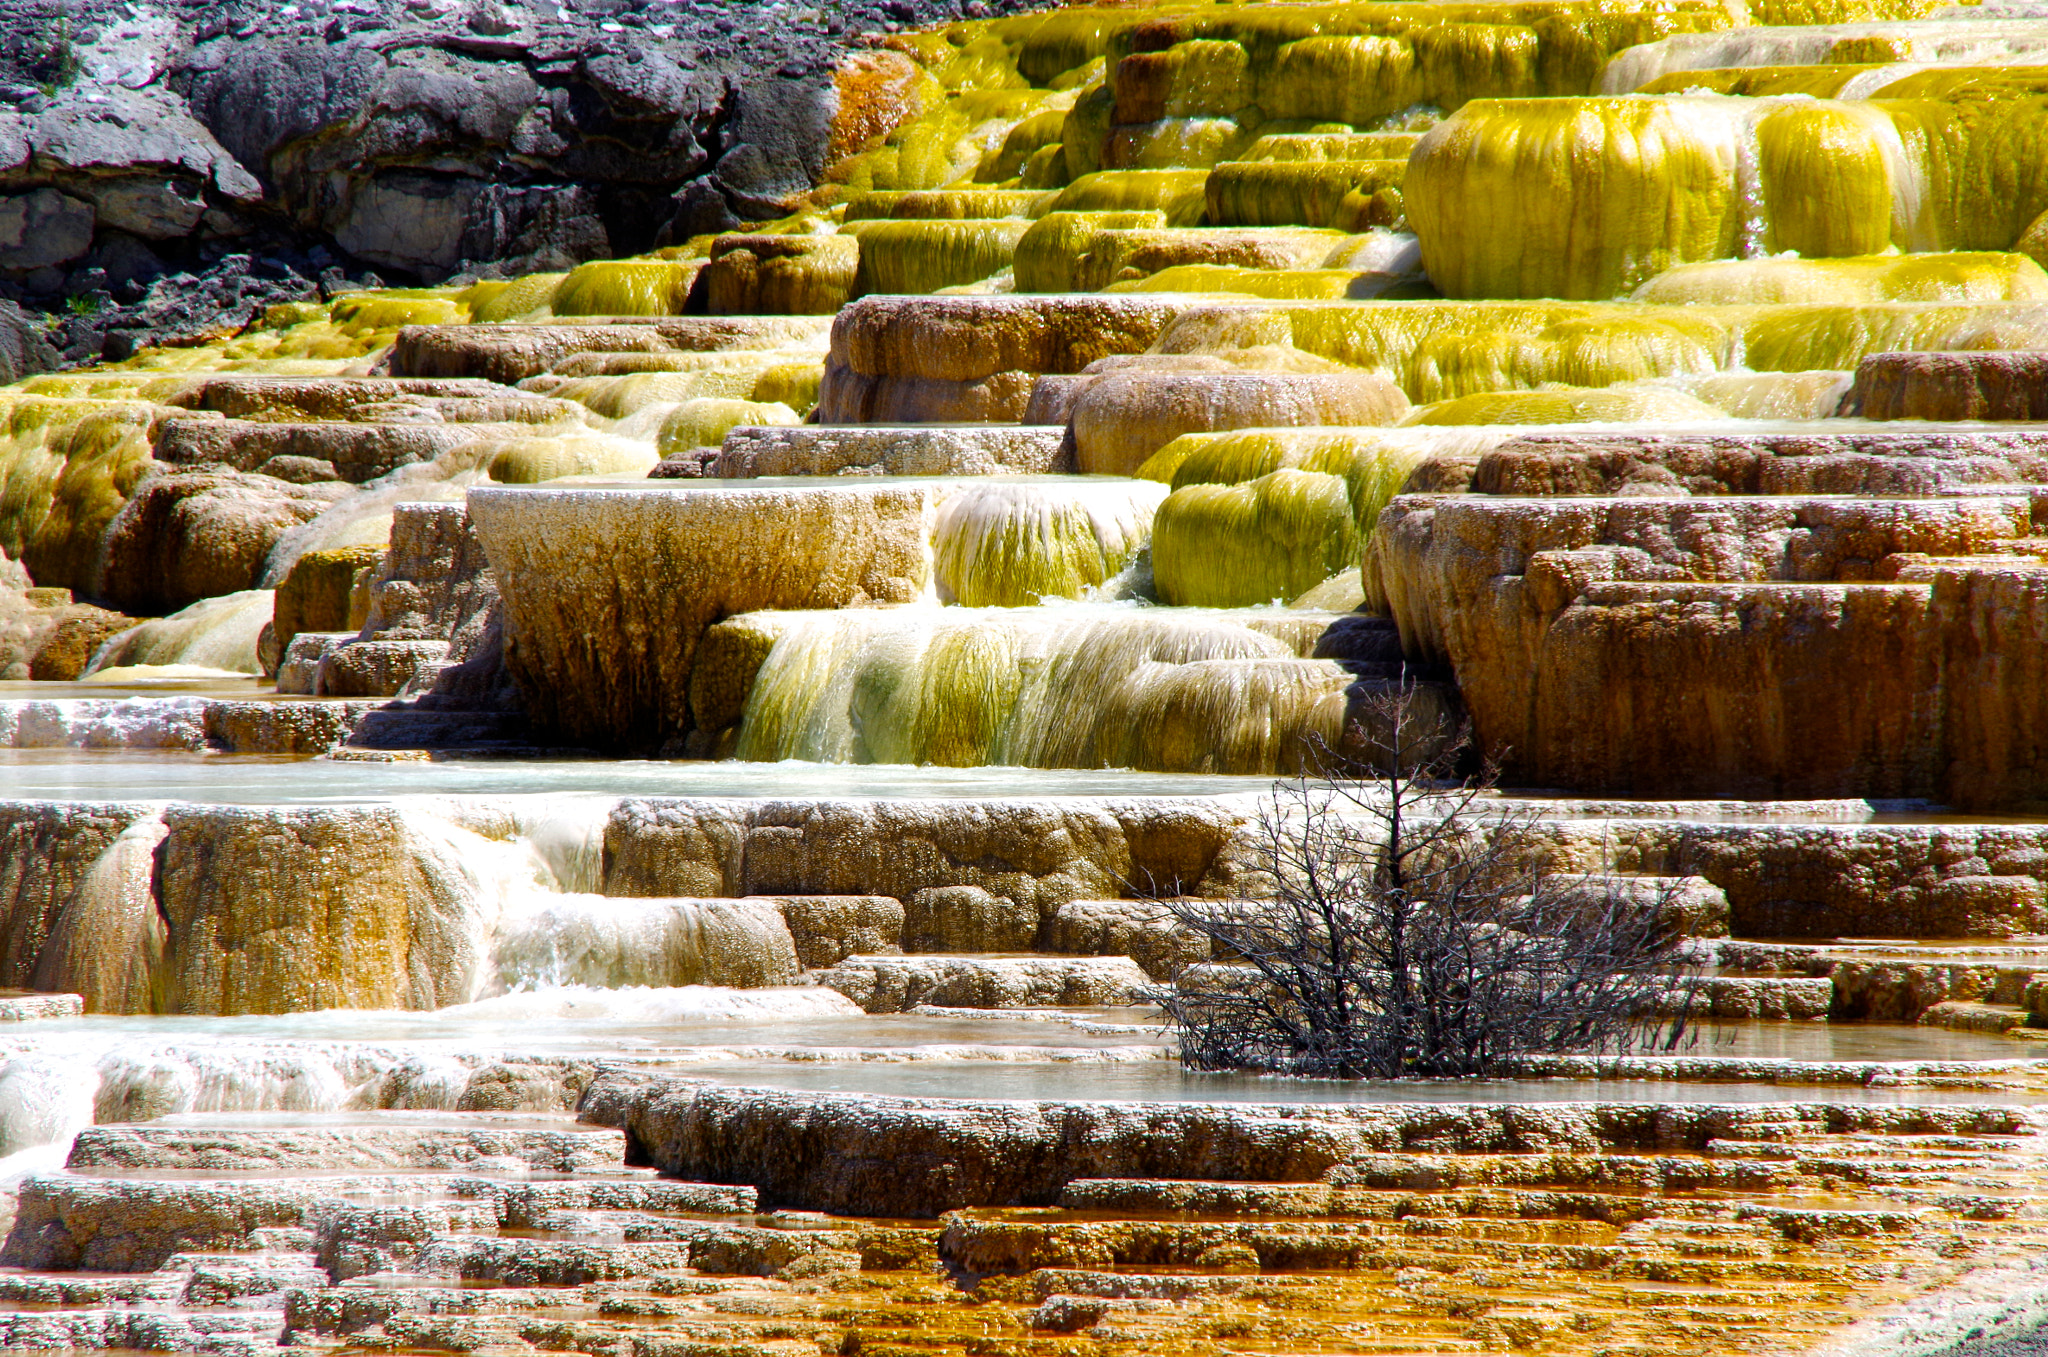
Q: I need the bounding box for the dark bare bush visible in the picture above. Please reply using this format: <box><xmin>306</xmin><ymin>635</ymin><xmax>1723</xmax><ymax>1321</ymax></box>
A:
<box><xmin>1154</xmin><ymin>686</ymin><xmax>1702</xmax><ymax>1079</ymax></box>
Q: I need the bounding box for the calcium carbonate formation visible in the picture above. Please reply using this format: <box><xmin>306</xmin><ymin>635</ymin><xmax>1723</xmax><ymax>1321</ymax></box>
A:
<box><xmin>3</xmin><ymin>0</ymin><xmax>2048</xmax><ymax>1352</ymax></box>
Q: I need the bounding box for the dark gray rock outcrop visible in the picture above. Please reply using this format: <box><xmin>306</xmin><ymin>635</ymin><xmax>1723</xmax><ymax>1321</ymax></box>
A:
<box><xmin>0</xmin><ymin>0</ymin><xmax>1057</xmax><ymax>357</ymax></box>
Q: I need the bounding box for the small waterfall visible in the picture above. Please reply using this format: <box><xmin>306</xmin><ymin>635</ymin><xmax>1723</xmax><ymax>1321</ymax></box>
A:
<box><xmin>931</xmin><ymin>479</ymin><xmax>1168</xmax><ymax>606</ymax></box>
<box><xmin>34</xmin><ymin>810</ymin><xmax>168</xmax><ymax>1014</ymax></box>
<box><xmin>0</xmin><ymin>1054</ymin><xmax>99</xmax><ymax>1157</ymax></box>
<box><xmin>732</xmin><ymin>604</ymin><xmax>1353</xmax><ymax>772</ymax></box>
<box><xmin>488</xmin><ymin>896</ymin><xmax>799</xmax><ymax>993</ymax></box>
<box><xmin>84</xmin><ymin>590</ymin><xmax>274</xmax><ymax>678</ymax></box>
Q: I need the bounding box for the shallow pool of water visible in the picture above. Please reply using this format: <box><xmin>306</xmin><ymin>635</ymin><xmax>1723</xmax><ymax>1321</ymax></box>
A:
<box><xmin>700</xmin><ymin>1061</ymin><xmax>2047</xmax><ymax>1106</ymax></box>
<box><xmin>0</xmin><ymin>749</ymin><xmax>1279</xmax><ymax>803</ymax></box>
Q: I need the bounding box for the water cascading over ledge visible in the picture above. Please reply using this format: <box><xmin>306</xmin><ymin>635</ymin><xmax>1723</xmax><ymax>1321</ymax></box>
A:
<box><xmin>467</xmin><ymin>481</ymin><xmax>940</xmax><ymax>752</ymax></box>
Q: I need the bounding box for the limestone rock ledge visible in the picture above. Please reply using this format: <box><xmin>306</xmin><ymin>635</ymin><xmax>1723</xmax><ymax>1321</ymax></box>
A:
<box><xmin>469</xmin><ymin>482</ymin><xmax>940</xmax><ymax>750</ymax></box>
<box><xmin>1373</xmin><ymin>492</ymin><xmax>2048</xmax><ymax>806</ymax></box>
<box><xmin>579</xmin><ymin>1074</ymin><xmax>2037</xmax><ymax>1217</ymax></box>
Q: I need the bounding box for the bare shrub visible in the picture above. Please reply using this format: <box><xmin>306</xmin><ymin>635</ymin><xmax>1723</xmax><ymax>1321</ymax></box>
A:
<box><xmin>1154</xmin><ymin>685</ymin><xmax>1702</xmax><ymax>1079</ymax></box>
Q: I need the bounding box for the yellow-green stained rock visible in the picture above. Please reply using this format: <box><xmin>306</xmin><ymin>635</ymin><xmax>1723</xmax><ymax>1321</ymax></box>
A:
<box><xmin>731</xmin><ymin>605</ymin><xmax>1350</xmax><ymax>773</ymax></box>
<box><xmin>932</xmin><ymin>479</ymin><xmax>1167</xmax><ymax>606</ymax></box>
<box><xmin>549</xmin><ymin>368</ymin><xmax>778</xmax><ymax>420</ymax></box>
<box><xmin>1106</xmin><ymin>265</ymin><xmax>1366</xmax><ymax>298</ymax></box>
<box><xmin>1152</xmin><ymin>468</ymin><xmax>1361</xmax><ymax>607</ymax></box>
<box><xmin>1634</xmin><ymin>253</ymin><xmax>2048</xmax><ymax>305</ymax></box>
<box><xmin>0</xmin><ymin>397</ymin><xmax>160</xmax><ymax>594</ymax></box>
<box><xmin>1755</xmin><ymin>101</ymin><xmax>1898</xmax><ymax>257</ymax></box>
<box><xmin>1013</xmin><ymin>210</ymin><xmax>1168</xmax><ymax>291</ymax></box>
<box><xmin>549</xmin><ymin>260</ymin><xmax>704</xmax><ymax>316</ymax></box>
<box><xmin>843</xmin><ymin>189</ymin><xmax>1056</xmax><ymax>220</ymax></box>
<box><xmin>1206</xmin><ymin>160</ymin><xmax>1408</xmax><ymax>229</ymax></box>
<box><xmin>1139</xmin><ymin>427</ymin><xmax>1427</xmax><ymax>546</ymax></box>
<box><xmin>703</xmin><ymin>235</ymin><xmax>861</xmax><ymax>315</ymax></box>
<box><xmin>656</xmin><ymin>399</ymin><xmax>802</xmax><ymax>456</ymax></box>
<box><xmin>1402</xmin><ymin>385</ymin><xmax>1728</xmax><ymax>424</ymax></box>
<box><xmin>466</xmin><ymin>271</ymin><xmax>567</xmax><ymax>323</ymax></box>
<box><xmin>1409</xmin><ymin>97</ymin><xmax>1747</xmax><ymax>299</ymax></box>
<box><xmin>274</xmin><ymin>545</ymin><xmax>383</xmax><ymax>654</ymax></box>
<box><xmin>846</xmin><ymin>218</ymin><xmax>1032</xmax><ymax>294</ymax></box>
<box><xmin>1051</xmin><ymin>170</ymin><xmax>1211</xmax><ymax>226</ymax></box>
<box><xmin>485</xmin><ymin>435</ymin><xmax>659</xmax><ymax>484</ymax></box>
<box><xmin>1113</xmin><ymin>39</ymin><xmax>1255</xmax><ymax>123</ymax></box>
<box><xmin>327</xmin><ymin>293</ymin><xmax>465</xmax><ymax>336</ymax></box>
<box><xmin>1633</xmin><ymin>64</ymin><xmax>1882</xmax><ymax>97</ymax></box>
<box><xmin>1263</xmin><ymin>35</ymin><xmax>1420</xmax><ymax>126</ymax></box>
<box><xmin>1067</xmin><ymin>226</ymin><xmax>1347</xmax><ymax>291</ymax></box>
<box><xmin>1243</xmin><ymin>132</ymin><xmax>1423</xmax><ymax>162</ymax></box>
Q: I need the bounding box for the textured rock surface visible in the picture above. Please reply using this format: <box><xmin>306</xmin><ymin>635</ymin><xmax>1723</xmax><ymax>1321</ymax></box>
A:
<box><xmin>152</xmin><ymin>804</ymin><xmax>491</xmax><ymax>1014</ymax></box>
<box><xmin>1841</xmin><ymin>350</ymin><xmax>2048</xmax><ymax>421</ymax></box>
<box><xmin>710</xmin><ymin>424</ymin><xmax>1068</xmax><ymax>477</ymax></box>
<box><xmin>585</xmin><ymin>1073</ymin><xmax>2039</xmax><ymax>1216</ymax></box>
<box><xmin>1047</xmin><ymin>898</ymin><xmax>1214</xmax><ymax>981</ymax></box>
<box><xmin>1069</xmin><ymin>370</ymin><xmax>1409</xmax><ymax>476</ymax></box>
<box><xmin>97</xmin><ymin>469</ymin><xmax>346</xmax><ymax>614</ymax></box>
<box><xmin>903</xmin><ymin>884</ymin><xmax>1041</xmax><ymax>953</ymax></box>
<box><xmin>811</xmin><ymin>953</ymin><xmax>1151</xmax><ymax>1012</ymax></box>
<box><xmin>599</xmin><ymin>796</ymin><xmax>1266</xmax><ymax>906</ymax></box>
<box><xmin>155</xmin><ymin>418</ymin><xmax>498</xmax><ymax>483</ymax></box>
<box><xmin>390</xmin><ymin>316</ymin><xmax>832</xmax><ymax>384</ymax></box>
<box><xmin>0</xmin><ymin>0</ymin><xmax>1055</xmax><ymax>335</ymax></box>
<box><xmin>1523</xmin><ymin>818</ymin><xmax>2048</xmax><ymax>939</ymax></box>
<box><xmin>67</xmin><ymin>1124</ymin><xmax>624</xmax><ymax>1173</ymax></box>
<box><xmin>1469</xmin><ymin>428</ymin><xmax>2048</xmax><ymax>498</ymax></box>
<box><xmin>0</xmin><ymin>800</ymin><xmax>151</xmax><ymax>992</ymax></box>
<box><xmin>1372</xmin><ymin>492</ymin><xmax>2048</xmax><ymax>805</ymax></box>
<box><xmin>816</xmin><ymin>294</ymin><xmax>1182</xmax><ymax>423</ymax></box>
<box><xmin>772</xmin><ymin>894</ymin><xmax>904</xmax><ymax>969</ymax></box>
<box><xmin>469</xmin><ymin>482</ymin><xmax>938</xmax><ymax>750</ymax></box>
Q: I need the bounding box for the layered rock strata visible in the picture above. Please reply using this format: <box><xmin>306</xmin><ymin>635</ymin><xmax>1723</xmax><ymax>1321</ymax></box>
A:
<box><xmin>1373</xmin><ymin>490</ymin><xmax>2048</xmax><ymax>806</ymax></box>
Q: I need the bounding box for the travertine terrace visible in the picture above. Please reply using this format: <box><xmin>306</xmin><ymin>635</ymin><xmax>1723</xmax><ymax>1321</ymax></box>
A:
<box><xmin>7</xmin><ymin>0</ymin><xmax>2048</xmax><ymax>1352</ymax></box>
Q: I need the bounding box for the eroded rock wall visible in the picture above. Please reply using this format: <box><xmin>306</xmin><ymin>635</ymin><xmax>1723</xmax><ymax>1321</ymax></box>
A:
<box><xmin>1371</xmin><ymin>491</ymin><xmax>2048</xmax><ymax>805</ymax></box>
<box><xmin>469</xmin><ymin>482</ymin><xmax>938</xmax><ymax>750</ymax></box>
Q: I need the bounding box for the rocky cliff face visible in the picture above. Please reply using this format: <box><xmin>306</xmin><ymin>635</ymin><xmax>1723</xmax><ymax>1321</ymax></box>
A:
<box><xmin>0</xmin><ymin>0</ymin><xmax>1047</xmax><ymax>365</ymax></box>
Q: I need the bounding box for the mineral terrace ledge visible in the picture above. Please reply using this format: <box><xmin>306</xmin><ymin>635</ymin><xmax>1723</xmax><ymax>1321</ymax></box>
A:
<box><xmin>579</xmin><ymin>1074</ymin><xmax>2044</xmax><ymax>1217</ymax></box>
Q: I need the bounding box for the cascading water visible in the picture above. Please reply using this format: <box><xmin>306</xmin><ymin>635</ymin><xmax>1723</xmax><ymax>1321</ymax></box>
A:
<box><xmin>5</xmin><ymin>2</ymin><xmax>2048</xmax><ymax>1351</ymax></box>
<box><xmin>731</xmin><ymin>603</ymin><xmax>1350</xmax><ymax>771</ymax></box>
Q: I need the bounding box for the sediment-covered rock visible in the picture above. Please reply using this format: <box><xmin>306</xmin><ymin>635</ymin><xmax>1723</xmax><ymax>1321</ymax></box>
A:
<box><xmin>1047</xmin><ymin>899</ymin><xmax>1214</xmax><ymax>981</ymax></box>
<box><xmin>772</xmin><ymin>895</ymin><xmax>905</xmax><ymax>968</ymax></box>
<box><xmin>1840</xmin><ymin>350</ymin><xmax>2048</xmax><ymax>420</ymax></box>
<box><xmin>585</xmin><ymin>1074</ymin><xmax>2033</xmax><ymax>1216</ymax></box>
<box><xmin>600</xmin><ymin>796</ymin><xmax>1265</xmax><ymax>907</ymax></box>
<box><xmin>811</xmin><ymin>953</ymin><xmax>1151</xmax><ymax>1012</ymax></box>
<box><xmin>1468</xmin><ymin>428</ymin><xmax>2048</xmax><ymax>498</ymax></box>
<box><xmin>1372</xmin><ymin>492</ymin><xmax>2048</xmax><ymax>804</ymax></box>
<box><xmin>96</xmin><ymin>469</ymin><xmax>348</xmax><ymax>614</ymax></box>
<box><xmin>468</xmin><ymin>482</ymin><xmax>939</xmax><ymax>749</ymax></box>
<box><xmin>709</xmin><ymin>424</ymin><xmax>1067</xmax><ymax>478</ymax></box>
<box><xmin>1068</xmin><ymin>370</ymin><xmax>1410</xmax><ymax>476</ymax></box>
<box><xmin>903</xmin><ymin>885</ymin><xmax>1042</xmax><ymax>953</ymax></box>
<box><xmin>154</xmin><ymin>419</ymin><xmax>502</xmax><ymax>483</ymax></box>
<box><xmin>390</xmin><ymin>317</ymin><xmax>833</xmax><ymax>384</ymax></box>
<box><xmin>815</xmin><ymin>294</ymin><xmax>1183</xmax><ymax>423</ymax></box>
<box><xmin>151</xmin><ymin>804</ymin><xmax>494</xmax><ymax>1014</ymax></box>
<box><xmin>0</xmin><ymin>800</ymin><xmax>153</xmax><ymax>993</ymax></box>
<box><xmin>67</xmin><ymin>1124</ymin><xmax>625</xmax><ymax>1174</ymax></box>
